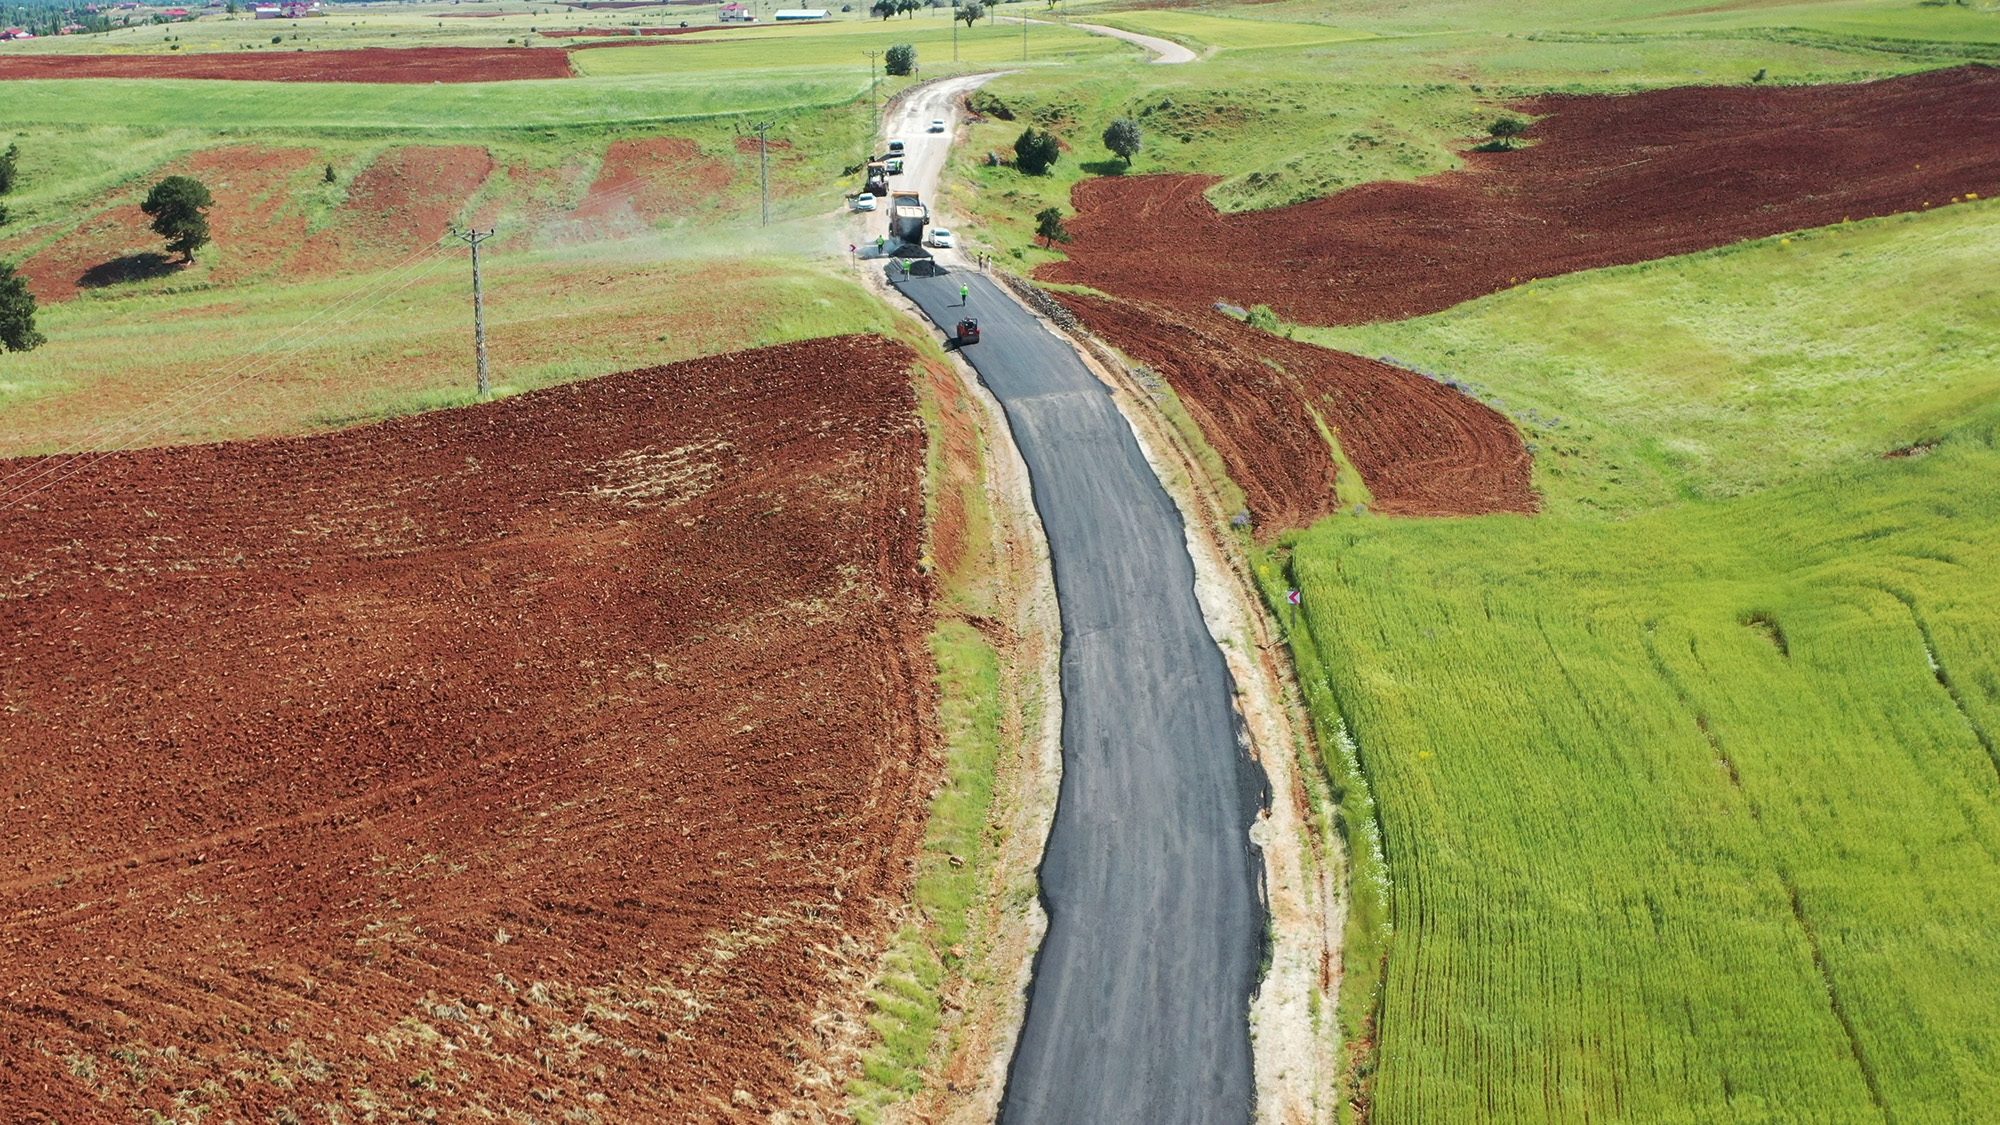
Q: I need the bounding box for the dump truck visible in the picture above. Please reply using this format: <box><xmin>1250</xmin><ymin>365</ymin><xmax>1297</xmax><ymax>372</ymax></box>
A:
<box><xmin>891</xmin><ymin>191</ymin><xmax>928</xmax><ymax>245</ymax></box>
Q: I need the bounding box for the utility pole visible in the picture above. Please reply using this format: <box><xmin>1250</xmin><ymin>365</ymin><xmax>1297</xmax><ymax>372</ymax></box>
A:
<box><xmin>457</xmin><ymin>228</ymin><xmax>493</xmax><ymax>398</ymax></box>
<box><xmin>756</xmin><ymin>121</ymin><xmax>771</xmax><ymax>226</ymax></box>
<box><xmin>952</xmin><ymin>3</ymin><xmax>957</xmax><ymax>62</ymax></box>
<box><xmin>864</xmin><ymin>49</ymin><xmax>881</xmax><ymax>150</ymax></box>
<box><xmin>1022</xmin><ymin>9</ymin><xmax>1028</xmax><ymax>60</ymax></box>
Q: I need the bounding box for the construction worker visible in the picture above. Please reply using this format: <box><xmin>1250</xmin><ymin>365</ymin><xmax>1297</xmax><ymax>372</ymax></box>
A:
<box><xmin>960</xmin><ymin>282</ymin><xmax>970</xmax><ymax>305</ymax></box>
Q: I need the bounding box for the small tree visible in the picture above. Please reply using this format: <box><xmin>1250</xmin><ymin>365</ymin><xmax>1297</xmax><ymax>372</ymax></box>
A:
<box><xmin>323</xmin><ymin>163</ymin><xmax>336</xmax><ymax>184</ymax></box>
<box><xmin>895</xmin><ymin>0</ymin><xmax>920</xmax><ymax>16</ymax></box>
<box><xmin>872</xmin><ymin>0</ymin><xmax>895</xmax><ymax>18</ymax></box>
<box><xmin>141</xmin><ymin>175</ymin><xmax>214</xmax><ymax>263</ymax></box>
<box><xmin>1488</xmin><ymin>116</ymin><xmax>1528</xmax><ymax>148</ymax></box>
<box><xmin>1014</xmin><ymin>127</ymin><xmax>1060</xmax><ymax>176</ymax></box>
<box><xmin>0</xmin><ymin>262</ymin><xmax>46</xmax><ymax>353</ymax></box>
<box><xmin>958</xmin><ymin>0</ymin><xmax>983</xmax><ymax>26</ymax></box>
<box><xmin>0</xmin><ymin>144</ymin><xmax>19</xmax><ymax>196</ymax></box>
<box><xmin>885</xmin><ymin>43</ymin><xmax>916</xmax><ymax>76</ymax></box>
<box><xmin>1034</xmin><ymin>206</ymin><xmax>1070</xmax><ymax>247</ymax></box>
<box><xmin>1103</xmin><ymin>117</ymin><xmax>1142</xmax><ymax>167</ymax></box>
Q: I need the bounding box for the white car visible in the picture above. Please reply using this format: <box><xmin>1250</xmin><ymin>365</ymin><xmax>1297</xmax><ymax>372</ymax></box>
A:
<box><xmin>887</xmin><ymin>140</ymin><xmax>905</xmax><ymax>156</ymax></box>
<box><xmin>928</xmin><ymin>227</ymin><xmax>954</xmax><ymax>248</ymax></box>
<box><xmin>851</xmin><ymin>193</ymin><xmax>877</xmax><ymax>212</ymax></box>
<box><xmin>928</xmin><ymin>119</ymin><xmax>946</xmax><ymax>133</ymax></box>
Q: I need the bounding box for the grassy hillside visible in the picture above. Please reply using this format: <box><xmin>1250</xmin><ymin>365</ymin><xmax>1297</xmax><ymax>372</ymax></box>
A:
<box><xmin>0</xmin><ymin>244</ymin><xmax>891</xmax><ymax>455</ymax></box>
<box><xmin>1301</xmin><ymin>200</ymin><xmax>2000</xmax><ymax>515</ymax></box>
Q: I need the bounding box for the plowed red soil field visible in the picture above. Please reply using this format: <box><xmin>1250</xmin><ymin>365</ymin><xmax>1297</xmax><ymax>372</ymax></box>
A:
<box><xmin>0</xmin><ymin>46</ymin><xmax>573</xmax><ymax>83</ymax></box>
<box><xmin>0</xmin><ymin>335</ymin><xmax>936</xmax><ymax>1124</ymax></box>
<box><xmin>297</xmin><ymin>145</ymin><xmax>495</xmax><ymax>276</ymax></box>
<box><xmin>1060</xmin><ymin>293</ymin><xmax>1533</xmax><ymax>523</ymax></box>
<box><xmin>574</xmin><ymin>138</ymin><xmax>734</xmax><ymax>230</ymax></box>
<box><xmin>17</xmin><ymin>145</ymin><xmax>322</xmax><ymax>302</ymax></box>
<box><xmin>1043</xmin><ymin>65</ymin><xmax>2000</xmax><ymax>525</ymax></box>
<box><xmin>1045</xmin><ymin>65</ymin><xmax>2000</xmax><ymax>323</ymax></box>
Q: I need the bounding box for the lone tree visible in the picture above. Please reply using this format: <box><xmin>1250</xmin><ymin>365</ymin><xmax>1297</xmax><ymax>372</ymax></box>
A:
<box><xmin>141</xmin><ymin>175</ymin><xmax>213</xmax><ymax>263</ymax></box>
<box><xmin>958</xmin><ymin>0</ymin><xmax>983</xmax><ymax>26</ymax></box>
<box><xmin>1014</xmin><ymin>127</ymin><xmax>1061</xmax><ymax>176</ymax></box>
<box><xmin>1034</xmin><ymin>206</ymin><xmax>1071</xmax><ymax>247</ymax></box>
<box><xmin>0</xmin><ymin>262</ymin><xmax>46</xmax><ymax>353</ymax></box>
<box><xmin>872</xmin><ymin>0</ymin><xmax>895</xmax><ymax>18</ymax></box>
<box><xmin>0</xmin><ymin>144</ymin><xmax>20</xmax><ymax>196</ymax></box>
<box><xmin>885</xmin><ymin>42</ymin><xmax>916</xmax><ymax>76</ymax></box>
<box><xmin>1487</xmin><ymin>116</ymin><xmax>1528</xmax><ymax>148</ymax></box>
<box><xmin>1103</xmin><ymin>117</ymin><xmax>1143</xmax><ymax>167</ymax></box>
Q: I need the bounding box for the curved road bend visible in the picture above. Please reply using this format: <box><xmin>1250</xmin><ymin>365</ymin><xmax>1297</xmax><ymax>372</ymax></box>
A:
<box><xmin>997</xmin><ymin>16</ymin><xmax>1198</xmax><ymax>63</ymax></box>
<box><xmin>889</xmin><ymin>267</ymin><xmax>1267</xmax><ymax>1122</ymax></box>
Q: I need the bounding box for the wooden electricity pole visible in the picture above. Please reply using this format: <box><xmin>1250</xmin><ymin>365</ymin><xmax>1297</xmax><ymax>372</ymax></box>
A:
<box><xmin>457</xmin><ymin>228</ymin><xmax>493</xmax><ymax>398</ymax></box>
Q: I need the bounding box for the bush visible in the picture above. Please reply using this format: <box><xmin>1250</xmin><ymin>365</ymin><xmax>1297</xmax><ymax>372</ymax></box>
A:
<box><xmin>1014</xmin><ymin>128</ymin><xmax>1061</xmax><ymax>176</ymax></box>
<box><xmin>885</xmin><ymin>43</ymin><xmax>916</xmax><ymax>75</ymax></box>
<box><xmin>1103</xmin><ymin>117</ymin><xmax>1143</xmax><ymax>166</ymax></box>
<box><xmin>0</xmin><ymin>262</ymin><xmax>46</xmax><ymax>352</ymax></box>
<box><xmin>1034</xmin><ymin>206</ymin><xmax>1071</xmax><ymax>247</ymax></box>
<box><xmin>0</xmin><ymin>144</ymin><xmax>18</xmax><ymax>196</ymax></box>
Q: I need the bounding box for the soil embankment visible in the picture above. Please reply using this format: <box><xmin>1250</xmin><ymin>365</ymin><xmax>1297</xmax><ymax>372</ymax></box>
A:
<box><xmin>0</xmin><ymin>335</ymin><xmax>935</xmax><ymax>1123</ymax></box>
<box><xmin>1042</xmin><ymin>65</ymin><xmax>2000</xmax><ymax>526</ymax></box>
<box><xmin>0</xmin><ymin>46</ymin><xmax>574</xmax><ymax>83</ymax></box>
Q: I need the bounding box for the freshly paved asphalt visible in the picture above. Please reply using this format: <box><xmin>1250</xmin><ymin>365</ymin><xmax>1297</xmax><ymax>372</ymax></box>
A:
<box><xmin>891</xmin><ymin>265</ymin><xmax>1265</xmax><ymax>1124</ymax></box>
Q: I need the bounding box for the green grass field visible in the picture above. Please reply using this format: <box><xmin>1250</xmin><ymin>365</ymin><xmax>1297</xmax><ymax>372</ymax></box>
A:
<box><xmin>1300</xmin><ymin>200</ymin><xmax>2000</xmax><ymax>515</ymax></box>
<box><xmin>1275</xmin><ymin>405</ymin><xmax>2000</xmax><ymax>1122</ymax></box>
<box><xmin>0</xmin><ymin>243</ymin><xmax>890</xmax><ymax>455</ymax></box>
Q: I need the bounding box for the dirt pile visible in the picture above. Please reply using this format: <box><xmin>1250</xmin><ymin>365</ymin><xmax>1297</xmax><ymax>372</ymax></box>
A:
<box><xmin>1060</xmin><ymin>293</ymin><xmax>1534</xmax><ymax>523</ymax></box>
<box><xmin>1044</xmin><ymin>65</ymin><xmax>2000</xmax><ymax>324</ymax></box>
<box><xmin>0</xmin><ymin>46</ymin><xmax>574</xmax><ymax>83</ymax></box>
<box><xmin>0</xmin><ymin>335</ymin><xmax>936</xmax><ymax>1123</ymax></box>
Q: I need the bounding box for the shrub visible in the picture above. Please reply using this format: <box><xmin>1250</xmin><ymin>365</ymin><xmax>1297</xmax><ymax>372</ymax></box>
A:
<box><xmin>1014</xmin><ymin>128</ymin><xmax>1061</xmax><ymax>176</ymax></box>
<box><xmin>0</xmin><ymin>261</ymin><xmax>46</xmax><ymax>352</ymax></box>
<box><xmin>885</xmin><ymin>43</ymin><xmax>916</xmax><ymax>76</ymax></box>
<box><xmin>1103</xmin><ymin>117</ymin><xmax>1143</xmax><ymax>166</ymax></box>
<box><xmin>0</xmin><ymin>144</ymin><xmax>18</xmax><ymax>195</ymax></box>
<box><xmin>1034</xmin><ymin>206</ymin><xmax>1071</xmax><ymax>247</ymax></box>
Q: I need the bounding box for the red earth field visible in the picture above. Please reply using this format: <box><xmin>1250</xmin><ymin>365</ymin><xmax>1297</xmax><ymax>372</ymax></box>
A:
<box><xmin>9</xmin><ymin>135</ymin><xmax>741</xmax><ymax>302</ymax></box>
<box><xmin>15</xmin><ymin>144</ymin><xmax>324</xmax><ymax>302</ymax></box>
<box><xmin>0</xmin><ymin>46</ymin><xmax>573</xmax><ymax>83</ymax></box>
<box><xmin>0</xmin><ymin>335</ymin><xmax>937</xmax><ymax>1124</ymax></box>
<box><xmin>1043</xmin><ymin>65</ymin><xmax>2000</xmax><ymax>525</ymax></box>
<box><xmin>1061</xmin><ymin>293</ymin><xmax>1534</xmax><ymax>523</ymax></box>
<box><xmin>575</xmin><ymin>138</ymin><xmax>735</xmax><ymax>230</ymax></box>
<box><xmin>1045</xmin><ymin>65</ymin><xmax>2000</xmax><ymax>324</ymax></box>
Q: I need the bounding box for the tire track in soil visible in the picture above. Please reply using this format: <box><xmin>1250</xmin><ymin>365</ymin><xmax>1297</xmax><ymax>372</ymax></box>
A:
<box><xmin>0</xmin><ymin>334</ymin><xmax>937</xmax><ymax>1124</ymax></box>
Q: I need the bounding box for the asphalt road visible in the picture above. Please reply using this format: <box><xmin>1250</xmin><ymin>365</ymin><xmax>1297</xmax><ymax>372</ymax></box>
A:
<box><xmin>891</xmin><ymin>266</ymin><xmax>1266</xmax><ymax>1124</ymax></box>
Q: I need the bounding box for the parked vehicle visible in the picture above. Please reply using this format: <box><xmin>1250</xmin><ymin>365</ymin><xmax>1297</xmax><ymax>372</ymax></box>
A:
<box><xmin>928</xmin><ymin>227</ymin><xmax>955</xmax><ymax>248</ymax></box>
<box><xmin>851</xmin><ymin>193</ymin><xmax>877</xmax><ymax>212</ymax></box>
<box><xmin>885</xmin><ymin>158</ymin><xmax>904</xmax><ymax>175</ymax></box>
<box><xmin>886</xmin><ymin>139</ymin><xmax>906</xmax><ymax>157</ymax></box>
